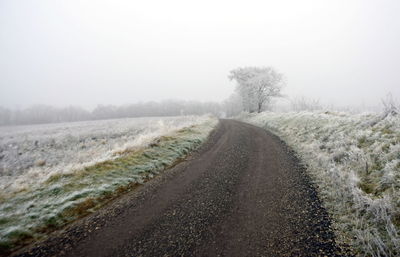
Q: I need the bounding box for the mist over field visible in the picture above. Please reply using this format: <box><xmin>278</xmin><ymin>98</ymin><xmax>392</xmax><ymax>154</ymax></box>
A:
<box><xmin>1</xmin><ymin>1</ymin><xmax>400</xmax><ymax>256</ymax></box>
<box><xmin>1</xmin><ymin>0</ymin><xmax>399</xmax><ymax>118</ymax></box>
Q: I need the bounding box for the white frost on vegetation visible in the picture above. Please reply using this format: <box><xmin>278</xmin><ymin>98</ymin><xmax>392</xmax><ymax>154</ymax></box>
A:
<box><xmin>0</xmin><ymin>116</ymin><xmax>211</xmax><ymax>196</ymax></box>
<box><xmin>0</xmin><ymin>115</ymin><xmax>217</xmax><ymax>249</ymax></box>
<box><xmin>237</xmin><ymin>111</ymin><xmax>400</xmax><ymax>257</ymax></box>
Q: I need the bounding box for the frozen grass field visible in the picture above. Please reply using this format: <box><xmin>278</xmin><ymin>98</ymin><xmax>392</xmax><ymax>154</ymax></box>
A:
<box><xmin>238</xmin><ymin>111</ymin><xmax>400</xmax><ymax>257</ymax></box>
<box><xmin>0</xmin><ymin>116</ymin><xmax>214</xmax><ymax>194</ymax></box>
<box><xmin>0</xmin><ymin>116</ymin><xmax>217</xmax><ymax>252</ymax></box>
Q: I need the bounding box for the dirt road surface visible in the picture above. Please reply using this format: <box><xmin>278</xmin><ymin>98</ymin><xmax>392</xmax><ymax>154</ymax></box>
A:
<box><xmin>14</xmin><ymin>120</ymin><xmax>341</xmax><ymax>257</ymax></box>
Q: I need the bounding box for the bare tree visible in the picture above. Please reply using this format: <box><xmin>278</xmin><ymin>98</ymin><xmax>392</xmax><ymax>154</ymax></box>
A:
<box><xmin>229</xmin><ymin>67</ymin><xmax>284</xmax><ymax>113</ymax></box>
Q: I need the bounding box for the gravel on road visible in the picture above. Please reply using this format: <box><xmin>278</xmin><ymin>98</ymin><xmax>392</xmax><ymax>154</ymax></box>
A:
<box><xmin>13</xmin><ymin>119</ymin><xmax>343</xmax><ymax>257</ymax></box>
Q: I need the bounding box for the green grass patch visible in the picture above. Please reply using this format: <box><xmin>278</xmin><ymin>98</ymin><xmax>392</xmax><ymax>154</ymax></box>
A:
<box><xmin>358</xmin><ymin>177</ymin><xmax>377</xmax><ymax>195</ymax></box>
<box><xmin>357</xmin><ymin>136</ymin><xmax>375</xmax><ymax>148</ymax></box>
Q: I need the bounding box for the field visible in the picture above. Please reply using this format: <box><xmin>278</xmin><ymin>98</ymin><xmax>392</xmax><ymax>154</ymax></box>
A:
<box><xmin>0</xmin><ymin>115</ymin><xmax>217</xmax><ymax>252</ymax></box>
<box><xmin>237</xmin><ymin>111</ymin><xmax>400</xmax><ymax>257</ymax></box>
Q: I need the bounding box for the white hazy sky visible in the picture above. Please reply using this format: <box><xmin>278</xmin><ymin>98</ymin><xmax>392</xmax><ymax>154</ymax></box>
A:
<box><xmin>1</xmin><ymin>0</ymin><xmax>399</xmax><ymax>109</ymax></box>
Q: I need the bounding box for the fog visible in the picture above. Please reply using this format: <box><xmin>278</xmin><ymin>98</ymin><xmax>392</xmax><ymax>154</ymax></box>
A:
<box><xmin>1</xmin><ymin>0</ymin><xmax>400</xmax><ymax>110</ymax></box>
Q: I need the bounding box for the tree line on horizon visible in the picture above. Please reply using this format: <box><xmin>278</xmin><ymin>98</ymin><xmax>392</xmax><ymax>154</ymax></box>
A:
<box><xmin>0</xmin><ymin>100</ymin><xmax>231</xmax><ymax>126</ymax></box>
<box><xmin>0</xmin><ymin>66</ymin><xmax>285</xmax><ymax>126</ymax></box>
<box><xmin>2</xmin><ymin>66</ymin><xmax>391</xmax><ymax>126</ymax></box>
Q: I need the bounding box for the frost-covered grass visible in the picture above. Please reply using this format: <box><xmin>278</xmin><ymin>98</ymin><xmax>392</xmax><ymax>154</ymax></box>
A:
<box><xmin>0</xmin><ymin>116</ymin><xmax>217</xmax><ymax>253</ymax></box>
<box><xmin>237</xmin><ymin>111</ymin><xmax>400</xmax><ymax>257</ymax></box>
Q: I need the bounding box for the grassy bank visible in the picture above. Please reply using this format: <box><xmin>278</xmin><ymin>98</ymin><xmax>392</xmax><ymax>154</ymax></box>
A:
<box><xmin>0</xmin><ymin>118</ymin><xmax>217</xmax><ymax>254</ymax></box>
<box><xmin>237</xmin><ymin>111</ymin><xmax>399</xmax><ymax>256</ymax></box>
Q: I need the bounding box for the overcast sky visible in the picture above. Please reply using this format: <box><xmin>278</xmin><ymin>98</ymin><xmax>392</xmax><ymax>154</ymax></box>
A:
<box><xmin>1</xmin><ymin>0</ymin><xmax>399</xmax><ymax>109</ymax></box>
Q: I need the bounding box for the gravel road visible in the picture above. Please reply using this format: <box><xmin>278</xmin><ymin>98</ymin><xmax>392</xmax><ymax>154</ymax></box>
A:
<box><xmin>14</xmin><ymin>119</ymin><xmax>342</xmax><ymax>257</ymax></box>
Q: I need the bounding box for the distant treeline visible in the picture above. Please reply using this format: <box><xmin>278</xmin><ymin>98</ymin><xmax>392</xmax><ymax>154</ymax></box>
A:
<box><xmin>0</xmin><ymin>100</ymin><xmax>241</xmax><ymax>126</ymax></box>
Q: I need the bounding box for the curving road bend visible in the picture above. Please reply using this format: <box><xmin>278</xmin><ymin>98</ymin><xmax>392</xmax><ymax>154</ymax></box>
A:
<box><xmin>15</xmin><ymin>120</ymin><xmax>341</xmax><ymax>257</ymax></box>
